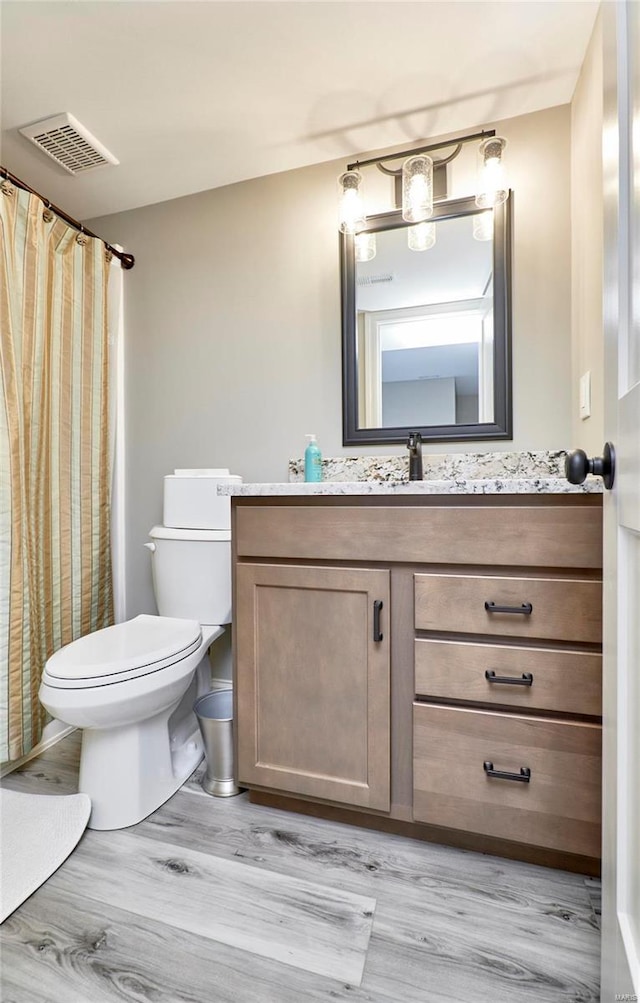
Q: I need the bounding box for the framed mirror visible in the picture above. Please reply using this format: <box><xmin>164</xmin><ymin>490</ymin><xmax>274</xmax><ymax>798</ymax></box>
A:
<box><xmin>340</xmin><ymin>194</ymin><xmax>512</xmax><ymax>445</ymax></box>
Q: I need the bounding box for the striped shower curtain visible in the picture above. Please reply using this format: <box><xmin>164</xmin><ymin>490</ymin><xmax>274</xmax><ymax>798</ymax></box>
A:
<box><xmin>0</xmin><ymin>181</ymin><xmax>114</xmax><ymax>763</ymax></box>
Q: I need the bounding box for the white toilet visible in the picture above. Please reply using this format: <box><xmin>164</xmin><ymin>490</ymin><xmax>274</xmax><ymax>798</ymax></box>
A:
<box><xmin>39</xmin><ymin>469</ymin><xmax>241</xmax><ymax>831</ymax></box>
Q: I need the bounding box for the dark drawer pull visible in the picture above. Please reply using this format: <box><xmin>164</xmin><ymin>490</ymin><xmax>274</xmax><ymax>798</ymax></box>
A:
<box><xmin>483</xmin><ymin>761</ymin><xmax>531</xmax><ymax>783</ymax></box>
<box><xmin>485</xmin><ymin>670</ymin><xmax>534</xmax><ymax>687</ymax></box>
<box><xmin>373</xmin><ymin>600</ymin><xmax>383</xmax><ymax>642</ymax></box>
<box><xmin>484</xmin><ymin>601</ymin><xmax>533</xmax><ymax>615</ymax></box>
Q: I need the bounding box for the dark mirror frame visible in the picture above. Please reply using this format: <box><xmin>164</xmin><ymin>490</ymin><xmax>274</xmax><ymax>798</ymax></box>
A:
<box><xmin>340</xmin><ymin>193</ymin><xmax>513</xmax><ymax>445</ymax></box>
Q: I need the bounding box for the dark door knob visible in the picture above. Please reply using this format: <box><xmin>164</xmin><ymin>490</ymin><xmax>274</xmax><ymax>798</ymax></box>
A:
<box><xmin>565</xmin><ymin>442</ymin><xmax>615</xmax><ymax>490</ymax></box>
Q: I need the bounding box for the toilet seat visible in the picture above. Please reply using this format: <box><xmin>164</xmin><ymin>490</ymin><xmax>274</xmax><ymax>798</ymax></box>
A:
<box><xmin>43</xmin><ymin>614</ymin><xmax>203</xmax><ymax>689</ymax></box>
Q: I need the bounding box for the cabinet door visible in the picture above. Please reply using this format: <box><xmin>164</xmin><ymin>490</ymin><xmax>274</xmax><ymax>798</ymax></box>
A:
<box><xmin>236</xmin><ymin>563</ymin><xmax>390</xmax><ymax>810</ymax></box>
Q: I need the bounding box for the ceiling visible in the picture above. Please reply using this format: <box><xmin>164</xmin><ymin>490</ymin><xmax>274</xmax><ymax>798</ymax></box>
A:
<box><xmin>357</xmin><ymin>213</ymin><xmax>493</xmax><ymax>312</ymax></box>
<box><xmin>1</xmin><ymin>1</ymin><xmax>599</xmax><ymax>221</ymax></box>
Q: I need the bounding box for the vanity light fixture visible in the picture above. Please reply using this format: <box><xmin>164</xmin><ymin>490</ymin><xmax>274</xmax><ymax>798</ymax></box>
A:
<box><xmin>337</xmin><ymin>129</ymin><xmax>508</xmax><ymax>232</ymax></box>
<box><xmin>472</xmin><ymin>210</ymin><xmax>493</xmax><ymax>241</ymax></box>
<box><xmin>407</xmin><ymin>221</ymin><xmax>436</xmax><ymax>252</ymax></box>
<box><xmin>338</xmin><ymin>170</ymin><xmax>366</xmax><ymax>234</ymax></box>
<box><xmin>475</xmin><ymin>137</ymin><xmax>508</xmax><ymax>209</ymax></box>
<box><xmin>354</xmin><ymin>231</ymin><xmax>376</xmax><ymax>261</ymax></box>
<box><xmin>402</xmin><ymin>155</ymin><xmax>433</xmax><ymax>222</ymax></box>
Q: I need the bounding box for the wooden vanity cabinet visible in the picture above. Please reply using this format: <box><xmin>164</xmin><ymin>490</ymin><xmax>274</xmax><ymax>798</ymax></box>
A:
<box><xmin>233</xmin><ymin>495</ymin><xmax>603</xmax><ymax>870</ymax></box>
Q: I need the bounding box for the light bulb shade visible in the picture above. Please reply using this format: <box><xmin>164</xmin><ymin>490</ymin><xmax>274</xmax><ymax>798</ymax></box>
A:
<box><xmin>338</xmin><ymin>170</ymin><xmax>365</xmax><ymax>233</ymax></box>
<box><xmin>476</xmin><ymin>137</ymin><xmax>508</xmax><ymax>209</ymax></box>
<box><xmin>407</xmin><ymin>221</ymin><xmax>436</xmax><ymax>252</ymax></box>
<box><xmin>402</xmin><ymin>155</ymin><xmax>433</xmax><ymax>223</ymax></box>
<box><xmin>472</xmin><ymin>210</ymin><xmax>493</xmax><ymax>241</ymax></box>
<box><xmin>354</xmin><ymin>231</ymin><xmax>376</xmax><ymax>262</ymax></box>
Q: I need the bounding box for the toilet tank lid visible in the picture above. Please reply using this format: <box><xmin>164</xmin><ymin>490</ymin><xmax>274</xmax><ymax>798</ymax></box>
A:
<box><xmin>167</xmin><ymin>469</ymin><xmax>242</xmax><ymax>482</ymax></box>
<box><xmin>149</xmin><ymin>525</ymin><xmax>231</xmax><ymax>542</ymax></box>
<box><xmin>45</xmin><ymin>615</ymin><xmax>202</xmax><ymax>681</ymax></box>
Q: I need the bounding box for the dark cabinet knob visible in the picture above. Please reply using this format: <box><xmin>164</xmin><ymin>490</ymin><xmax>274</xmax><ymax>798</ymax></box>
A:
<box><xmin>565</xmin><ymin>442</ymin><xmax>615</xmax><ymax>490</ymax></box>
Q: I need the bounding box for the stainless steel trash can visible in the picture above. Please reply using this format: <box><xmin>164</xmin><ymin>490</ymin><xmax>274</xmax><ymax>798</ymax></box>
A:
<box><xmin>193</xmin><ymin>688</ymin><xmax>240</xmax><ymax>797</ymax></box>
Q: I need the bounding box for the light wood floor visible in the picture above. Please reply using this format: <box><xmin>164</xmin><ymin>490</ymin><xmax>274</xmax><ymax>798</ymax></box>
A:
<box><xmin>1</xmin><ymin>732</ymin><xmax>601</xmax><ymax>1003</ymax></box>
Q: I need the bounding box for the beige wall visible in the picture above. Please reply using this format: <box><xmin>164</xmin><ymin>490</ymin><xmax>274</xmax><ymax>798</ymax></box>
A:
<box><xmin>90</xmin><ymin>105</ymin><xmax>573</xmax><ymax>616</ymax></box>
<box><xmin>571</xmin><ymin>12</ymin><xmax>604</xmax><ymax>454</ymax></box>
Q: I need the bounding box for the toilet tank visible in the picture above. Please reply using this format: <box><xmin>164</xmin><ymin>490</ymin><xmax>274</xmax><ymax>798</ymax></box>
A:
<box><xmin>147</xmin><ymin>526</ymin><xmax>231</xmax><ymax>626</ymax></box>
<box><xmin>163</xmin><ymin>469</ymin><xmax>242</xmax><ymax>531</ymax></box>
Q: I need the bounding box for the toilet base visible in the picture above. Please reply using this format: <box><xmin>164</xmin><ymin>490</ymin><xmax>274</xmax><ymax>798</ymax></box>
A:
<box><xmin>80</xmin><ymin>707</ymin><xmax>204</xmax><ymax>830</ymax></box>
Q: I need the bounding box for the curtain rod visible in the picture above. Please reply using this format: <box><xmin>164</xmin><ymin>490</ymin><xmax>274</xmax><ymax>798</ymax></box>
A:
<box><xmin>0</xmin><ymin>166</ymin><xmax>135</xmax><ymax>270</ymax></box>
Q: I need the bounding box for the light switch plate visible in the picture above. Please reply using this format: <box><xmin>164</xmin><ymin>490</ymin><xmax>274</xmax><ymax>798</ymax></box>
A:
<box><xmin>579</xmin><ymin>371</ymin><xmax>591</xmax><ymax>419</ymax></box>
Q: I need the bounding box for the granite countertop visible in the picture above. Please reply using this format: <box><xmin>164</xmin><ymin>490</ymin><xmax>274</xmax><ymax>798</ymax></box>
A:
<box><xmin>219</xmin><ymin>449</ymin><xmax>602</xmax><ymax>497</ymax></box>
<box><xmin>220</xmin><ymin>476</ymin><xmax>602</xmax><ymax>497</ymax></box>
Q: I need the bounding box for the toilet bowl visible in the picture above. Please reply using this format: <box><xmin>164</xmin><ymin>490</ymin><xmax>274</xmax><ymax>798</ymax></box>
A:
<box><xmin>38</xmin><ymin>469</ymin><xmax>239</xmax><ymax>831</ymax></box>
<box><xmin>40</xmin><ymin>615</ymin><xmax>223</xmax><ymax>830</ymax></box>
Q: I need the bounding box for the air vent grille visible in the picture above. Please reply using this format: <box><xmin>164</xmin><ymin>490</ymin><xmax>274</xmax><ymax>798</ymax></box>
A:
<box><xmin>19</xmin><ymin>113</ymin><xmax>119</xmax><ymax>175</ymax></box>
<box><xmin>356</xmin><ymin>273</ymin><xmax>394</xmax><ymax>286</ymax></box>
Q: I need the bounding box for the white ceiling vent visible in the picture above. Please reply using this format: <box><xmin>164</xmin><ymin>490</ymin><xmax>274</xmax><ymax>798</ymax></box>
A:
<box><xmin>19</xmin><ymin>113</ymin><xmax>119</xmax><ymax>175</ymax></box>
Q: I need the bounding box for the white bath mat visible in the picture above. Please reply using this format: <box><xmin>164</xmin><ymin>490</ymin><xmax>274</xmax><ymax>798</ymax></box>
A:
<box><xmin>0</xmin><ymin>788</ymin><xmax>91</xmax><ymax>922</ymax></box>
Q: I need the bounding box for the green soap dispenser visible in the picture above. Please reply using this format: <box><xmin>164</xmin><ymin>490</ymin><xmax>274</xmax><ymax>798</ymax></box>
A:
<box><xmin>304</xmin><ymin>434</ymin><xmax>323</xmax><ymax>483</ymax></box>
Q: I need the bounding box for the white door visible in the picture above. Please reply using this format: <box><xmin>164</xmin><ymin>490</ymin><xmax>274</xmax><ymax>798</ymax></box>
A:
<box><xmin>601</xmin><ymin>2</ymin><xmax>640</xmax><ymax>996</ymax></box>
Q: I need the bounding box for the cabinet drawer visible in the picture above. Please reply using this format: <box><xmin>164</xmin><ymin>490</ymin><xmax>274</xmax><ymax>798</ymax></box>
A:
<box><xmin>235</xmin><ymin>503</ymin><xmax>602</xmax><ymax>568</ymax></box>
<box><xmin>415</xmin><ymin>639</ymin><xmax>602</xmax><ymax>717</ymax></box>
<box><xmin>414</xmin><ymin>573</ymin><xmax>602</xmax><ymax>644</ymax></box>
<box><xmin>413</xmin><ymin>703</ymin><xmax>601</xmax><ymax>857</ymax></box>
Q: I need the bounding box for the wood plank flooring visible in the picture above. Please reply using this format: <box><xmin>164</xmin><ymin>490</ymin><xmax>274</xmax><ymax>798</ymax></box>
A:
<box><xmin>1</xmin><ymin>732</ymin><xmax>601</xmax><ymax>1003</ymax></box>
<box><xmin>51</xmin><ymin>829</ymin><xmax>375</xmax><ymax>983</ymax></box>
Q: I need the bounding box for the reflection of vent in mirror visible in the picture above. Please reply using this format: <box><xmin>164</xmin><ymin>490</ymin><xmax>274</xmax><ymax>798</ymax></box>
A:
<box><xmin>19</xmin><ymin>113</ymin><xmax>119</xmax><ymax>175</ymax></box>
<box><xmin>356</xmin><ymin>273</ymin><xmax>394</xmax><ymax>286</ymax></box>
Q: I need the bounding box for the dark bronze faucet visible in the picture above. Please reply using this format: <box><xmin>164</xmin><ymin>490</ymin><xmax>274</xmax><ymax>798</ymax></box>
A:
<box><xmin>407</xmin><ymin>431</ymin><xmax>423</xmax><ymax>480</ymax></box>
